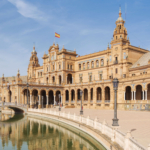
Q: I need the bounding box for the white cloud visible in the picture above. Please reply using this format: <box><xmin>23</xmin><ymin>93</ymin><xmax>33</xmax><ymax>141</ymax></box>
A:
<box><xmin>7</xmin><ymin>0</ymin><xmax>47</xmax><ymax>21</ymax></box>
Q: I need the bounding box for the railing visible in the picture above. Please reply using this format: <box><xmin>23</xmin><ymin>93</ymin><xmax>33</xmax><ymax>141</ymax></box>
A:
<box><xmin>28</xmin><ymin>109</ymin><xmax>147</xmax><ymax>150</ymax></box>
<box><xmin>0</xmin><ymin>102</ymin><xmax>27</xmax><ymax>108</ymax></box>
<box><xmin>97</xmin><ymin>100</ymin><xmax>102</xmax><ymax>103</ymax></box>
<box><xmin>71</xmin><ymin>101</ymin><xmax>75</xmax><ymax>103</ymax></box>
<box><xmin>105</xmin><ymin>100</ymin><xmax>110</xmax><ymax>103</ymax></box>
<box><xmin>113</xmin><ymin>60</ymin><xmax>118</xmax><ymax>64</ymax></box>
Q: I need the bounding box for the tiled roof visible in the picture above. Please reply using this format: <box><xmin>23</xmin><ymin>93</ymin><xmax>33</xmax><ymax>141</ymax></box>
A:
<box><xmin>130</xmin><ymin>52</ymin><xmax>150</xmax><ymax>68</ymax></box>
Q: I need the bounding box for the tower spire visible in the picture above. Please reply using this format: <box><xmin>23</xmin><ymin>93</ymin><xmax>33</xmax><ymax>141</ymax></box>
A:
<box><xmin>119</xmin><ymin>7</ymin><xmax>122</xmax><ymax>17</ymax></box>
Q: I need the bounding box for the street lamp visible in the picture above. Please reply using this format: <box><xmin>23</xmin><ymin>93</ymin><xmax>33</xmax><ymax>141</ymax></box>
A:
<box><xmin>80</xmin><ymin>90</ymin><xmax>83</xmax><ymax>115</ymax></box>
<box><xmin>112</xmin><ymin>78</ymin><xmax>119</xmax><ymax>126</ymax></box>
<box><xmin>27</xmin><ymin>83</ymin><xmax>29</xmax><ymax>107</ymax></box>
<box><xmin>59</xmin><ymin>94</ymin><xmax>61</xmax><ymax>111</ymax></box>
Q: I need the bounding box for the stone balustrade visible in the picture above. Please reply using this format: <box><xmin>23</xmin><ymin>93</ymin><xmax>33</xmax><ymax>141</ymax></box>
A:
<box><xmin>28</xmin><ymin>108</ymin><xmax>148</xmax><ymax>150</ymax></box>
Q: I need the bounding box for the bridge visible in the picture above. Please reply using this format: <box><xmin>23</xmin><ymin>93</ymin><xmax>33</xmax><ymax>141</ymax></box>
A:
<box><xmin>0</xmin><ymin>102</ymin><xmax>27</xmax><ymax>113</ymax></box>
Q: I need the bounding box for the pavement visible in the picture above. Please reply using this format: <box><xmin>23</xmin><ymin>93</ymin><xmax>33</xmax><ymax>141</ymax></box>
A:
<box><xmin>45</xmin><ymin>107</ymin><xmax>150</xmax><ymax>148</ymax></box>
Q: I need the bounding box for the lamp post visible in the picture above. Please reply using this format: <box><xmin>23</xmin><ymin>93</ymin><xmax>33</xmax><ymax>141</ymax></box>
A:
<box><xmin>59</xmin><ymin>94</ymin><xmax>61</xmax><ymax>111</ymax></box>
<box><xmin>80</xmin><ymin>90</ymin><xmax>83</xmax><ymax>115</ymax></box>
<box><xmin>27</xmin><ymin>83</ymin><xmax>29</xmax><ymax>108</ymax></box>
<box><xmin>112</xmin><ymin>78</ymin><xmax>119</xmax><ymax>126</ymax></box>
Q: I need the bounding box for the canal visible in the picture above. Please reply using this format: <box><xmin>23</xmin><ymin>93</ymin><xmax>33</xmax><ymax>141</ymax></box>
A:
<box><xmin>0</xmin><ymin>112</ymin><xmax>106</xmax><ymax>150</ymax></box>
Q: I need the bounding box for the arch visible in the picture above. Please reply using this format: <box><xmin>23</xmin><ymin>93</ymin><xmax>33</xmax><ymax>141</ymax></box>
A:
<box><xmin>147</xmin><ymin>84</ymin><xmax>150</xmax><ymax>100</ymax></box>
<box><xmin>79</xmin><ymin>64</ymin><xmax>81</xmax><ymax>70</ymax></box>
<box><xmin>87</xmin><ymin>62</ymin><xmax>90</xmax><ymax>69</ymax></box>
<box><xmin>56</xmin><ymin>90</ymin><xmax>61</xmax><ymax>105</ymax></box>
<box><xmin>46</xmin><ymin>77</ymin><xmax>49</xmax><ymax>83</ymax></box>
<box><xmin>39</xmin><ymin>88</ymin><xmax>47</xmax><ymax>95</ymax></box>
<box><xmin>84</xmin><ymin>89</ymin><xmax>88</xmax><ymax>101</ymax></box>
<box><xmin>67</xmin><ymin>74</ymin><xmax>72</xmax><ymax>84</ymax></box>
<box><xmin>136</xmin><ymin>85</ymin><xmax>142</xmax><ymax>100</ymax></box>
<box><xmin>32</xmin><ymin>89</ymin><xmax>38</xmax><ymax>107</ymax></box>
<box><xmin>101</xmin><ymin>59</ymin><xmax>104</xmax><ymax>66</ymax></box>
<box><xmin>96</xmin><ymin>60</ymin><xmax>99</xmax><ymax>67</ymax></box>
<box><xmin>59</xmin><ymin>75</ymin><xmax>62</xmax><ymax>85</ymax></box>
<box><xmin>91</xmin><ymin>61</ymin><xmax>94</xmax><ymax>68</ymax></box>
<box><xmin>77</xmin><ymin>89</ymin><xmax>81</xmax><ymax>100</ymax></box>
<box><xmin>97</xmin><ymin>87</ymin><xmax>102</xmax><ymax>100</ymax></box>
<box><xmin>105</xmin><ymin>86</ymin><xmax>110</xmax><ymax>100</ymax></box>
<box><xmin>48</xmin><ymin>90</ymin><xmax>54</xmax><ymax>104</ymax></box>
<box><xmin>90</xmin><ymin>88</ymin><xmax>93</xmax><ymax>100</ymax></box>
<box><xmin>71</xmin><ymin>89</ymin><xmax>75</xmax><ymax>101</ymax></box>
<box><xmin>65</xmin><ymin>90</ymin><xmax>69</xmax><ymax>101</ymax></box>
<box><xmin>125</xmin><ymin>86</ymin><xmax>131</xmax><ymax>100</ymax></box>
<box><xmin>23</xmin><ymin>89</ymin><xmax>30</xmax><ymax>105</ymax></box>
<box><xmin>41</xmin><ymin>90</ymin><xmax>46</xmax><ymax>108</ymax></box>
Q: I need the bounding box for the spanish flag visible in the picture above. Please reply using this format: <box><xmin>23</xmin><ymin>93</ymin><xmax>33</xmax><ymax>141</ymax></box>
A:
<box><xmin>55</xmin><ymin>32</ymin><xmax>60</xmax><ymax>38</ymax></box>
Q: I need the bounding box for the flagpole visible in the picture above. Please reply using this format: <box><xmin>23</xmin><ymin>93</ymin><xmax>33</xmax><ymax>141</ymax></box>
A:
<box><xmin>54</xmin><ymin>32</ymin><xmax>55</xmax><ymax>44</ymax></box>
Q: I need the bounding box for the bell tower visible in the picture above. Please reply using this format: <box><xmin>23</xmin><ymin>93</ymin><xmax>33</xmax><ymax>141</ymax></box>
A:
<box><xmin>111</xmin><ymin>8</ymin><xmax>130</xmax><ymax>45</ymax></box>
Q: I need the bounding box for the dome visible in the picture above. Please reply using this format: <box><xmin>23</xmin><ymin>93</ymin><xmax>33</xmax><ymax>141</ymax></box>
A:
<box><xmin>116</xmin><ymin>16</ymin><xmax>123</xmax><ymax>21</ymax></box>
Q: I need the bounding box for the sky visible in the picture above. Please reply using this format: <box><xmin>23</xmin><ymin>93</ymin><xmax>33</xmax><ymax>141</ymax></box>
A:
<box><xmin>0</xmin><ymin>0</ymin><xmax>150</xmax><ymax>77</ymax></box>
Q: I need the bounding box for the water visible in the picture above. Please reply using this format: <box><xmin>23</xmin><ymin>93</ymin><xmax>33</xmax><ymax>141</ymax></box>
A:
<box><xmin>0</xmin><ymin>113</ymin><xmax>106</xmax><ymax>150</ymax></box>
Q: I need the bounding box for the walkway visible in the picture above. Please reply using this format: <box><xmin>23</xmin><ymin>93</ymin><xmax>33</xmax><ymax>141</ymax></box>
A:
<box><xmin>46</xmin><ymin>108</ymin><xmax>150</xmax><ymax>148</ymax></box>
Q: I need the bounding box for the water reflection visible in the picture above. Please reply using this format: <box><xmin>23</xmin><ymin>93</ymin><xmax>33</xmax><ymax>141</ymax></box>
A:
<box><xmin>0</xmin><ymin>114</ymin><xmax>106</xmax><ymax>150</ymax></box>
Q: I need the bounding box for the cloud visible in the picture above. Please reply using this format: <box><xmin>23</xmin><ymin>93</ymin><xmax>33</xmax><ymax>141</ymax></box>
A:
<box><xmin>7</xmin><ymin>0</ymin><xmax>47</xmax><ymax>21</ymax></box>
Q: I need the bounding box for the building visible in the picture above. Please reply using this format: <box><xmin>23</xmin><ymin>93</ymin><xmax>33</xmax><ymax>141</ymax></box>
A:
<box><xmin>1</xmin><ymin>8</ymin><xmax>150</xmax><ymax>110</ymax></box>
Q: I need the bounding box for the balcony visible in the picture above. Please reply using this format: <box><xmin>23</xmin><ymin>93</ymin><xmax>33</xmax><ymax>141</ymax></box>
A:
<box><xmin>97</xmin><ymin>100</ymin><xmax>102</xmax><ymax>103</ymax></box>
<box><xmin>113</xmin><ymin>60</ymin><xmax>118</xmax><ymax>64</ymax></box>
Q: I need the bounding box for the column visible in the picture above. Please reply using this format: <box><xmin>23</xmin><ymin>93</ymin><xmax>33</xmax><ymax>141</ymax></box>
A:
<box><xmin>134</xmin><ymin>91</ymin><xmax>136</xmax><ymax>100</ymax></box>
<box><xmin>131</xmin><ymin>91</ymin><xmax>133</xmax><ymax>100</ymax></box>
<box><xmin>142</xmin><ymin>91</ymin><xmax>144</xmax><ymax>100</ymax></box>
<box><xmin>69</xmin><ymin>91</ymin><xmax>71</xmax><ymax>105</ymax></box>
<box><xmin>38</xmin><ymin>95</ymin><xmax>41</xmax><ymax>108</ymax></box>
<box><xmin>72</xmin><ymin>77</ymin><xmax>73</xmax><ymax>84</ymax></box>
<box><xmin>66</xmin><ymin>76</ymin><xmax>68</xmax><ymax>84</ymax></box>
<box><xmin>22</xmin><ymin>94</ymin><xmax>24</xmax><ymax>104</ymax></box>
<box><xmin>88</xmin><ymin>90</ymin><xmax>91</xmax><ymax>107</ymax></box>
<box><xmin>124</xmin><ymin>91</ymin><xmax>126</xmax><ymax>100</ymax></box>
<box><xmin>54</xmin><ymin>95</ymin><xmax>56</xmax><ymax>105</ymax></box>
<box><xmin>145</xmin><ymin>90</ymin><xmax>147</xmax><ymax>100</ymax></box>
<box><xmin>61</xmin><ymin>95</ymin><xmax>62</xmax><ymax>104</ymax></box>
<box><xmin>46</xmin><ymin>95</ymin><xmax>49</xmax><ymax>108</ymax></box>
<box><xmin>30</xmin><ymin>95</ymin><xmax>32</xmax><ymax>108</ymax></box>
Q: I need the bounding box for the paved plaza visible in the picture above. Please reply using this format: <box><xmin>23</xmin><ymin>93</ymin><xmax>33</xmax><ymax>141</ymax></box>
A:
<box><xmin>47</xmin><ymin>108</ymin><xmax>150</xmax><ymax>148</ymax></box>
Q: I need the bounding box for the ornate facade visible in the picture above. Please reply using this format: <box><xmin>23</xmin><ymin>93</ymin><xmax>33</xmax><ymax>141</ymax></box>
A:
<box><xmin>1</xmin><ymin>9</ymin><xmax>150</xmax><ymax>110</ymax></box>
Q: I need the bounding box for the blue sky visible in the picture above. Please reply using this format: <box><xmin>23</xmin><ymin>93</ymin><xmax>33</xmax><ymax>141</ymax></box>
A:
<box><xmin>0</xmin><ymin>0</ymin><xmax>150</xmax><ymax>77</ymax></box>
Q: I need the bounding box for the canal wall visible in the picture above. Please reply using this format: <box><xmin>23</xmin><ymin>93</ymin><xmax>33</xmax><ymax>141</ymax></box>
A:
<box><xmin>28</xmin><ymin>109</ymin><xmax>148</xmax><ymax>150</ymax></box>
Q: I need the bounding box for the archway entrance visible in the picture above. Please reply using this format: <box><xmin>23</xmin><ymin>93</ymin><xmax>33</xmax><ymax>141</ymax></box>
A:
<box><xmin>91</xmin><ymin>88</ymin><xmax>93</xmax><ymax>101</ymax></box>
<box><xmin>49</xmin><ymin>90</ymin><xmax>54</xmax><ymax>104</ymax></box>
<box><xmin>56</xmin><ymin>91</ymin><xmax>61</xmax><ymax>105</ymax></box>
<box><xmin>41</xmin><ymin>90</ymin><xmax>46</xmax><ymax>108</ymax></box>
<box><xmin>67</xmin><ymin>74</ymin><xmax>72</xmax><ymax>84</ymax></box>
<box><xmin>65</xmin><ymin>90</ymin><xmax>69</xmax><ymax>101</ymax></box>
<box><xmin>71</xmin><ymin>90</ymin><xmax>75</xmax><ymax>101</ymax></box>
<box><xmin>84</xmin><ymin>89</ymin><xmax>88</xmax><ymax>101</ymax></box>
<box><xmin>105</xmin><ymin>87</ymin><xmax>110</xmax><ymax>100</ymax></box>
<box><xmin>9</xmin><ymin>91</ymin><xmax>12</xmax><ymax>102</ymax></box>
<box><xmin>32</xmin><ymin>89</ymin><xmax>38</xmax><ymax>107</ymax></box>
<box><xmin>147</xmin><ymin>84</ymin><xmax>150</xmax><ymax>100</ymax></box>
<box><xmin>77</xmin><ymin>89</ymin><xmax>81</xmax><ymax>101</ymax></box>
<box><xmin>136</xmin><ymin>85</ymin><xmax>142</xmax><ymax>100</ymax></box>
<box><xmin>125</xmin><ymin>86</ymin><xmax>131</xmax><ymax>100</ymax></box>
<box><xmin>97</xmin><ymin>87</ymin><xmax>102</xmax><ymax>100</ymax></box>
<box><xmin>23</xmin><ymin>89</ymin><xmax>30</xmax><ymax>105</ymax></box>
<box><xmin>59</xmin><ymin>75</ymin><xmax>61</xmax><ymax>85</ymax></box>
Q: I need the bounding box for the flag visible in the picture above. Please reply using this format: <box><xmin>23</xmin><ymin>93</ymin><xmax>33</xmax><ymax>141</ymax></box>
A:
<box><xmin>55</xmin><ymin>32</ymin><xmax>60</xmax><ymax>38</ymax></box>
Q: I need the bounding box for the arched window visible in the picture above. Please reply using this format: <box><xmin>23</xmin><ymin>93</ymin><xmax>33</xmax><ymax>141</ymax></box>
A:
<box><xmin>68</xmin><ymin>64</ymin><xmax>69</xmax><ymax>69</ymax></box>
<box><xmin>87</xmin><ymin>62</ymin><xmax>89</xmax><ymax>69</ymax></box>
<box><xmin>79</xmin><ymin>64</ymin><xmax>81</xmax><ymax>70</ymax></box>
<box><xmin>52</xmin><ymin>76</ymin><xmax>55</xmax><ymax>83</ymax></box>
<box><xmin>59</xmin><ymin>64</ymin><xmax>61</xmax><ymax>69</ymax></box>
<box><xmin>116</xmin><ymin>36</ymin><xmax>117</xmax><ymax>40</ymax></box>
<box><xmin>70</xmin><ymin>65</ymin><xmax>72</xmax><ymax>70</ymax></box>
<box><xmin>83</xmin><ymin>63</ymin><xmax>85</xmax><ymax>69</ymax></box>
<box><xmin>47</xmin><ymin>67</ymin><xmax>48</xmax><ymax>72</ymax></box>
<box><xmin>101</xmin><ymin>59</ymin><xmax>104</xmax><ymax>66</ymax></box>
<box><xmin>96</xmin><ymin>60</ymin><xmax>99</xmax><ymax>67</ymax></box>
<box><xmin>91</xmin><ymin>61</ymin><xmax>94</xmax><ymax>68</ymax></box>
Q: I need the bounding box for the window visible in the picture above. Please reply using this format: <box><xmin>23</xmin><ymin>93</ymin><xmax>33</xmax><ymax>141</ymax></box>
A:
<box><xmin>100</xmin><ymin>74</ymin><xmax>102</xmax><ymax>80</ymax></box>
<box><xmin>91</xmin><ymin>61</ymin><xmax>94</xmax><ymax>68</ymax></box>
<box><xmin>87</xmin><ymin>62</ymin><xmax>89</xmax><ymax>69</ymax></box>
<box><xmin>120</xmin><ymin>25</ymin><xmax>121</xmax><ymax>29</ymax></box>
<box><xmin>116</xmin><ymin>68</ymin><xmax>118</xmax><ymax>74</ymax></box>
<box><xmin>123</xmin><ymin>52</ymin><xmax>126</xmax><ymax>59</ymax></box>
<box><xmin>89</xmin><ymin>75</ymin><xmax>92</xmax><ymax>82</ymax></box>
<box><xmin>53</xmin><ymin>65</ymin><xmax>54</xmax><ymax>70</ymax></box>
<box><xmin>123</xmin><ymin>74</ymin><xmax>126</xmax><ymax>78</ymax></box>
<box><xmin>59</xmin><ymin>64</ymin><xmax>61</xmax><ymax>69</ymax></box>
<box><xmin>96</xmin><ymin>60</ymin><xmax>99</xmax><ymax>67</ymax></box>
<box><xmin>101</xmin><ymin>59</ymin><xmax>104</xmax><ymax>66</ymax></box>
<box><xmin>110</xmin><ymin>56</ymin><xmax>112</xmax><ymax>62</ymax></box>
<box><xmin>70</xmin><ymin>65</ymin><xmax>72</xmax><ymax>70</ymax></box>
<box><xmin>47</xmin><ymin>67</ymin><xmax>48</xmax><ymax>72</ymax></box>
<box><xmin>116</xmin><ymin>36</ymin><xmax>117</xmax><ymax>40</ymax></box>
<box><xmin>79</xmin><ymin>64</ymin><xmax>81</xmax><ymax>70</ymax></box>
<box><xmin>83</xmin><ymin>63</ymin><xmax>85</xmax><ymax>69</ymax></box>
<box><xmin>68</xmin><ymin>64</ymin><xmax>69</xmax><ymax>69</ymax></box>
<box><xmin>80</xmin><ymin>77</ymin><xmax>82</xmax><ymax>83</ymax></box>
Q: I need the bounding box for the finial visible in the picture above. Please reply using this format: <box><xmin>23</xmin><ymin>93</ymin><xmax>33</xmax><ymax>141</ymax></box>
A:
<box><xmin>44</xmin><ymin>51</ymin><xmax>46</xmax><ymax>54</ymax></box>
<box><xmin>74</xmin><ymin>49</ymin><xmax>76</xmax><ymax>51</ymax></box>
<box><xmin>63</xmin><ymin>45</ymin><xmax>65</xmax><ymax>49</ymax></box>
<box><xmin>33</xmin><ymin>43</ymin><xmax>35</xmax><ymax>53</ymax></box>
<box><xmin>119</xmin><ymin>6</ymin><xmax>122</xmax><ymax>17</ymax></box>
<box><xmin>108</xmin><ymin>43</ymin><xmax>109</xmax><ymax>48</ymax></box>
<box><xmin>18</xmin><ymin>69</ymin><xmax>20</xmax><ymax>74</ymax></box>
<box><xmin>128</xmin><ymin>37</ymin><xmax>129</xmax><ymax>40</ymax></box>
<box><xmin>53</xmin><ymin>42</ymin><xmax>55</xmax><ymax>45</ymax></box>
<box><xmin>2</xmin><ymin>74</ymin><xmax>4</xmax><ymax>78</ymax></box>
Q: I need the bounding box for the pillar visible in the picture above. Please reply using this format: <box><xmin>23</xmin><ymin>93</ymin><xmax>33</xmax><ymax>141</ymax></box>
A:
<box><xmin>101</xmin><ymin>88</ymin><xmax>105</xmax><ymax>108</ymax></box>
<box><xmin>22</xmin><ymin>94</ymin><xmax>24</xmax><ymax>104</ymax></box>
<box><xmin>145</xmin><ymin>90</ymin><xmax>147</xmax><ymax>100</ymax></box>
<box><xmin>131</xmin><ymin>91</ymin><xmax>133</xmax><ymax>100</ymax></box>
<box><xmin>54</xmin><ymin>95</ymin><xmax>56</xmax><ymax>105</ymax></box>
<box><xmin>72</xmin><ymin>77</ymin><xmax>73</xmax><ymax>84</ymax></box>
<box><xmin>124</xmin><ymin>91</ymin><xmax>126</xmax><ymax>100</ymax></box>
<box><xmin>142</xmin><ymin>91</ymin><xmax>144</xmax><ymax>100</ymax></box>
<box><xmin>134</xmin><ymin>91</ymin><xmax>136</xmax><ymax>100</ymax></box>
<box><xmin>38</xmin><ymin>95</ymin><xmax>41</xmax><ymax>108</ymax></box>
<box><xmin>61</xmin><ymin>95</ymin><xmax>62</xmax><ymax>104</ymax></box>
<box><xmin>30</xmin><ymin>95</ymin><xmax>32</xmax><ymax>108</ymax></box>
<box><xmin>46</xmin><ymin>95</ymin><xmax>49</xmax><ymax>108</ymax></box>
<box><xmin>69</xmin><ymin>91</ymin><xmax>71</xmax><ymax>106</ymax></box>
<box><xmin>88</xmin><ymin>91</ymin><xmax>91</xmax><ymax>108</ymax></box>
